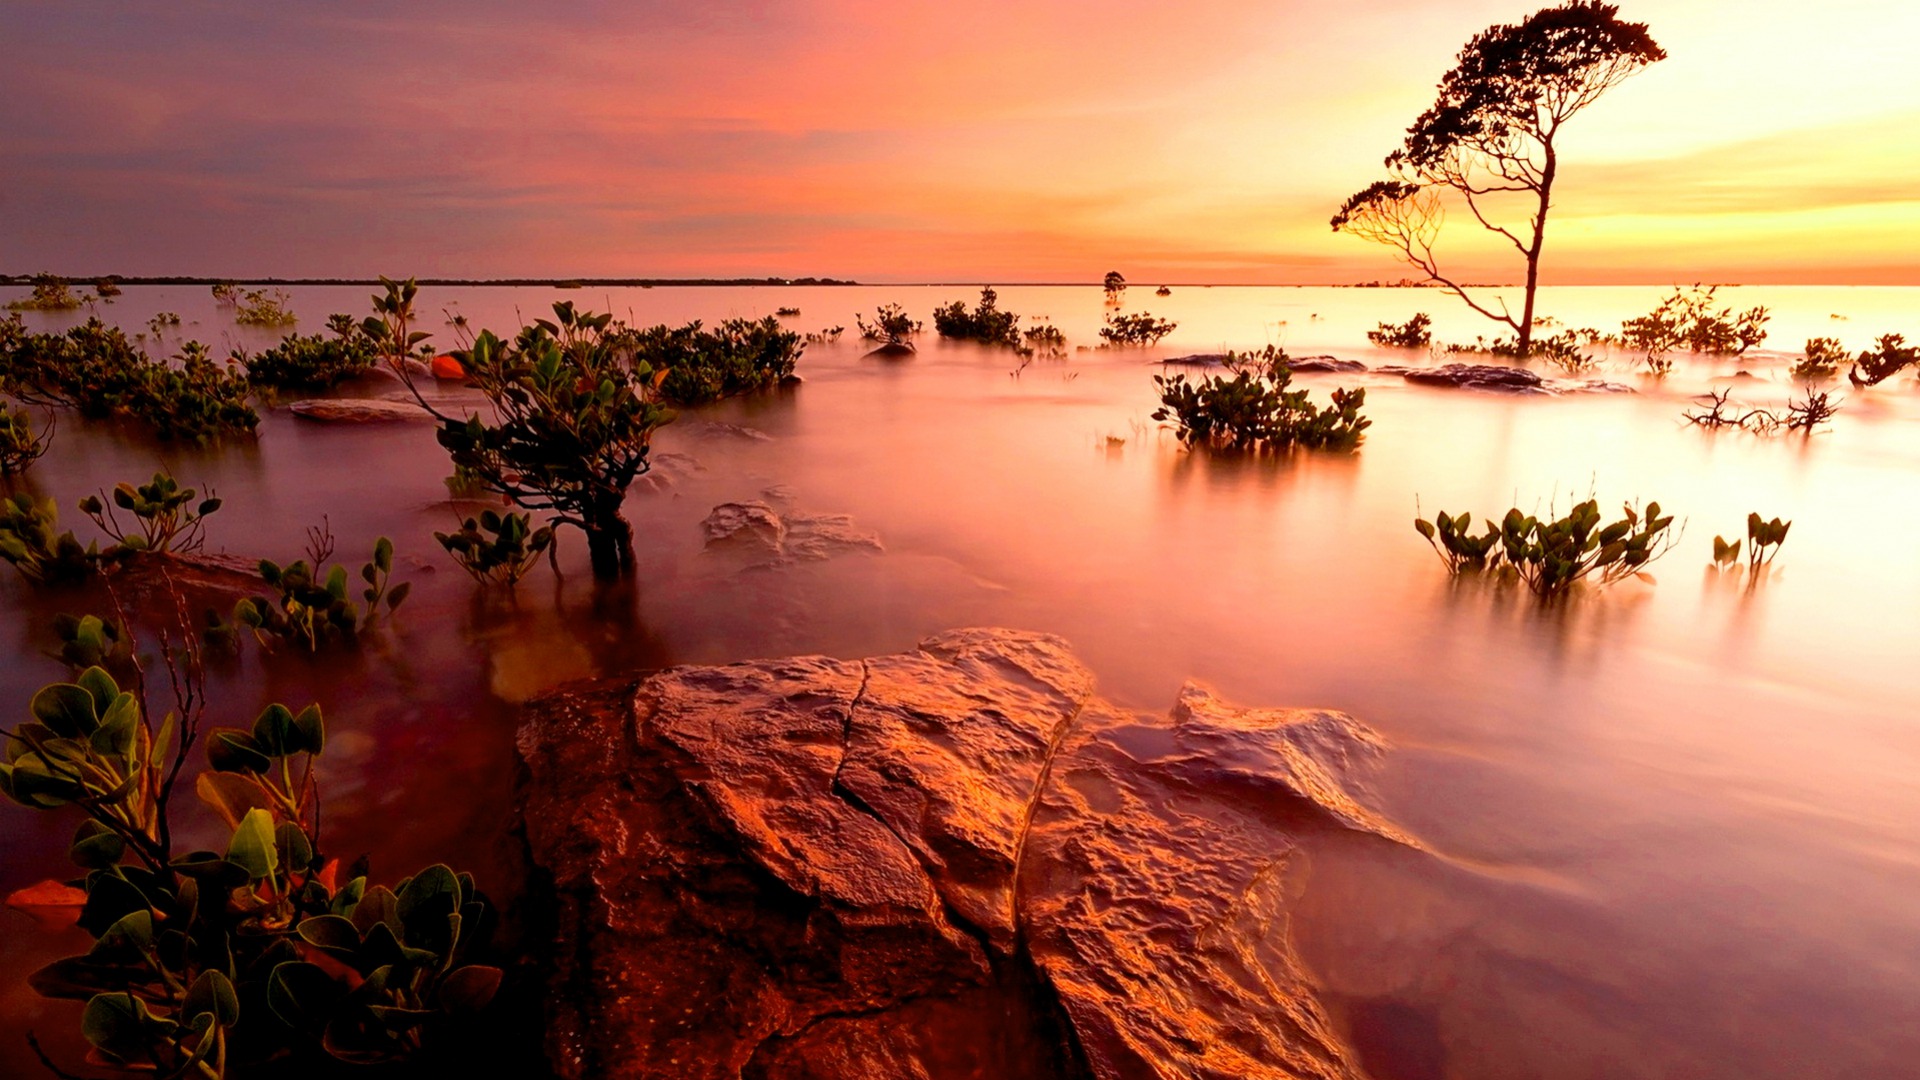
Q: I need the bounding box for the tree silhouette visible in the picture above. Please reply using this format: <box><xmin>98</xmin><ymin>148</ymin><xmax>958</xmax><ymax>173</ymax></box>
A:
<box><xmin>1103</xmin><ymin>270</ymin><xmax>1127</xmax><ymax>303</ymax></box>
<box><xmin>1332</xmin><ymin>1</ymin><xmax>1665</xmax><ymax>353</ymax></box>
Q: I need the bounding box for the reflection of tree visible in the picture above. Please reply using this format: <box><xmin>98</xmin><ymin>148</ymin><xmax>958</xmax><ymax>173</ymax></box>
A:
<box><xmin>1333</xmin><ymin>2</ymin><xmax>1665</xmax><ymax>354</ymax></box>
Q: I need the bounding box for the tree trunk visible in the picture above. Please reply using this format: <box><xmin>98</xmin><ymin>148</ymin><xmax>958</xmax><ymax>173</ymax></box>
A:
<box><xmin>1521</xmin><ymin>146</ymin><xmax>1558</xmax><ymax>356</ymax></box>
<box><xmin>584</xmin><ymin>499</ymin><xmax>634</xmax><ymax>580</ymax></box>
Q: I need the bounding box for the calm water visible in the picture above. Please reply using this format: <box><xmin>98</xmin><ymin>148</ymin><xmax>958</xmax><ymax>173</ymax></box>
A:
<box><xmin>3</xmin><ymin>283</ymin><xmax>1918</xmax><ymax>1078</ymax></box>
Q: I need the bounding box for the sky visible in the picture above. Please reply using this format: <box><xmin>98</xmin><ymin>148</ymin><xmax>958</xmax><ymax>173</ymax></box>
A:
<box><xmin>3</xmin><ymin>0</ymin><xmax>1917</xmax><ymax>284</ymax></box>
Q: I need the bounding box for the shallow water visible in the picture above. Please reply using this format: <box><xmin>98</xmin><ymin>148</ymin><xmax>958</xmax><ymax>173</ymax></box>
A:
<box><xmin>3</xmin><ymin>283</ymin><xmax>1919</xmax><ymax>1078</ymax></box>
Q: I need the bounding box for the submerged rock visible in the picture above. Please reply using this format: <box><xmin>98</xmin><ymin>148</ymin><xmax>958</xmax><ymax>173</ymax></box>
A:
<box><xmin>701</xmin><ymin>501</ymin><xmax>884</xmax><ymax>565</ymax></box>
<box><xmin>1377</xmin><ymin>363</ymin><xmax>1635</xmax><ymax>395</ymax></box>
<box><xmin>518</xmin><ymin>628</ymin><xmax>1415</xmax><ymax>1080</ymax></box>
<box><xmin>286</xmin><ymin>398</ymin><xmax>432</xmax><ymax>423</ymax></box>
<box><xmin>865</xmin><ymin>341</ymin><xmax>916</xmax><ymax>359</ymax></box>
<box><xmin>1162</xmin><ymin>354</ymin><xmax>1366</xmax><ymax>374</ymax></box>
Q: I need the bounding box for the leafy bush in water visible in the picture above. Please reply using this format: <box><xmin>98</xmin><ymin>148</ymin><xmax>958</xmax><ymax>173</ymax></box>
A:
<box><xmin>239</xmin><ymin>321</ymin><xmax>380</xmax><ymax>391</ymax></box>
<box><xmin>1713</xmin><ymin>513</ymin><xmax>1790</xmax><ymax>574</ymax></box>
<box><xmin>234</xmin><ymin>526</ymin><xmax>409</xmax><ymax>651</ymax></box>
<box><xmin>1103</xmin><ymin>271</ymin><xmax>1127</xmax><ymax>302</ymax></box>
<box><xmin>414</xmin><ymin>295</ymin><xmax>673</xmax><ymax>579</ymax></box>
<box><xmin>79</xmin><ymin>472</ymin><xmax>222</xmax><ymax>554</ymax></box>
<box><xmin>1846</xmin><ymin>334</ymin><xmax>1920</xmax><ymax>387</ymax></box>
<box><xmin>1619</xmin><ymin>285</ymin><xmax>1769</xmax><ymax>365</ymax></box>
<box><xmin>1368</xmin><ymin>313</ymin><xmax>1432</xmax><ymax>348</ymax></box>
<box><xmin>0</xmin><ymin>319</ymin><xmax>257</xmax><ymax>441</ymax></box>
<box><xmin>1792</xmin><ymin>338</ymin><xmax>1849</xmax><ymax>381</ymax></box>
<box><xmin>1151</xmin><ymin>346</ymin><xmax>1370</xmax><ymax>452</ymax></box>
<box><xmin>5</xmin><ymin>273</ymin><xmax>84</xmax><ymax>311</ymax></box>
<box><xmin>855</xmin><ymin>304</ymin><xmax>920</xmax><ymax>344</ymax></box>
<box><xmin>624</xmin><ymin>315</ymin><xmax>802</xmax><ymax>406</ymax></box>
<box><xmin>0</xmin><ymin>491</ymin><xmax>103</xmax><ymax>585</ymax></box>
<box><xmin>435</xmin><ymin>509</ymin><xmax>555</xmax><ymax>587</ymax></box>
<box><xmin>0</xmin><ymin>402</ymin><xmax>53</xmax><ymax>476</ymax></box>
<box><xmin>1</xmin><ymin>655</ymin><xmax>499</xmax><ymax>1076</ymax></box>
<box><xmin>931</xmin><ymin>287</ymin><xmax>1021</xmax><ymax>347</ymax></box>
<box><xmin>1101</xmin><ymin>311</ymin><xmax>1177</xmax><ymax>347</ymax></box>
<box><xmin>231</xmin><ymin>287</ymin><xmax>298</xmax><ymax>328</ymax></box>
<box><xmin>1415</xmin><ymin>498</ymin><xmax>1678</xmax><ymax>597</ymax></box>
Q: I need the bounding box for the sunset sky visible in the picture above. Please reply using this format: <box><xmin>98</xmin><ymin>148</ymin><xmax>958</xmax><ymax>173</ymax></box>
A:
<box><xmin>4</xmin><ymin>0</ymin><xmax>1916</xmax><ymax>284</ymax></box>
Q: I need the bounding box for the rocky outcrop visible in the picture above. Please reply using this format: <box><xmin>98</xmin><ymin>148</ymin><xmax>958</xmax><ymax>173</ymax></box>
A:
<box><xmin>518</xmin><ymin>629</ymin><xmax>1416</xmax><ymax>1080</ymax></box>
<box><xmin>701</xmin><ymin>501</ymin><xmax>884</xmax><ymax>565</ymax></box>
<box><xmin>1377</xmin><ymin>363</ymin><xmax>1634</xmax><ymax>395</ymax></box>
<box><xmin>287</xmin><ymin>398</ymin><xmax>433</xmax><ymax>423</ymax></box>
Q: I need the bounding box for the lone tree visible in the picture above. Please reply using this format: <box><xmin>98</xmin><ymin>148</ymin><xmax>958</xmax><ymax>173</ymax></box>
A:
<box><xmin>1331</xmin><ymin>1</ymin><xmax>1665</xmax><ymax>354</ymax></box>
<box><xmin>1102</xmin><ymin>270</ymin><xmax>1127</xmax><ymax>303</ymax></box>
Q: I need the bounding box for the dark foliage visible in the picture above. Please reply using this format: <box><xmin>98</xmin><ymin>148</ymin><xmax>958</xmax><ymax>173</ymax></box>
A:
<box><xmin>1152</xmin><ymin>347</ymin><xmax>1370</xmax><ymax>452</ymax></box>
<box><xmin>0</xmin><ymin>318</ymin><xmax>257</xmax><ymax>442</ymax></box>
<box><xmin>931</xmin><ymin>287</ymin><xmax>1022</xmax><ymax>347</ymax></box>
<box><xmin>623</xmin><ymin>316</ymin><xmax>802</xmax><ymax>405</ymax></box>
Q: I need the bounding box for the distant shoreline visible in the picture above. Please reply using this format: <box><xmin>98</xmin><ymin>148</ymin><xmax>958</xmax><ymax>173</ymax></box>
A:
<box><xmin>0</xmin><ymin>275</ymin><xmax>863</xmax><ymax>288</ymax></box>
<box><xmin>4</xmin><ymin>276</ymin><xmax>1900</xmax><ymax>289</ymax></box>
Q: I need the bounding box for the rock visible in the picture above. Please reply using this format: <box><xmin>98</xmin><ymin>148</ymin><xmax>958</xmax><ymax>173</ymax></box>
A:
<box><xmin>680</xmin><ymin>420</ymin><xmax>775</xmax><ymax>443</ymax></box>
<box><xmin>702</xmin><ymin>501</ymin><xmax>883</xmax><ymax>565</ymax></box>
<box><xmin>865</xmin><ymin>342</ymin><xmax>916</xmax><ymax>359</ymax></box>
<box><xmin>1378</xmin><ymin>363</ymin><xmax>1546</xmax><ymax>392</ymax></box>
<box><xmin>286</xmin><ymin>398</ymin><xmax>433</xmax><ymax>423</ymax></box>
<box><xmin>518</xmin><ymin>629</ymin><xmax>1415</xmax><ymax>1080</ymax></box>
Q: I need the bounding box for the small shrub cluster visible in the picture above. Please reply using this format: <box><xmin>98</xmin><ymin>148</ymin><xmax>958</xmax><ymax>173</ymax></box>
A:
<box><xmin>1619</xmin><ymin>285</ymin><xmax>1770</xmax><ymax>368</ymax></box>
<box><xmin>79</xmin><ymin>472</ymin><xmax>221</xmax><ymax>554</ymax></box>
<box><xmin>0</xmin><ymin>319</ymin><xmax>258</xmax><ymax>442</ymax></box>
<box><xmin>624</xmin><ymin>315</ymin><xmax>802</xmax><ymax>406</ymax></box>
<box><xmin>1444</xmin><ymin>330</ymin><xmax>1595</xmax><ymax>373</ymax></box>
<box><xmin>1368</xmin><ymin>313</ymin><xmax>1432</xmax><ymax>348</ymax></box>
<box><xmin>1847</xmin><ymin>334</ymin><xmax>1920</xmax><ymax>387</ymax></box>
<box><xmin>1101</xmin><ymin>311</ymin><xmax>1177</xmax><ymax>347</ymax></box>
<box><xmin>215</xmin><ymin>285</ymin><xmax>298</xmax><ymax>328</ymax></box>
<box><xmin>1415</xmin><ymin>498</ymin><xmax>1678</xmax><ymax>597</ymax></box>
<box><xmin>1</xmin><ymin>649</ymin><xmax>499</xmax><ymax>1077</ymax></box>
<box><xmin>932</xmin><ymin>287</ymin><xmax>1021</xmax><ymax>347</ymax></box>
<box><xmin>1791</xmin><ymin>338</ymin><xmax>1849</xmax><ymax>381</ymax></box>
<box><xmin>856</xmin><ymin>304</ymin><xmax>920</xmax><ymax>344</ymax></box>
<box><xmin>435</xmin><ymin>510</ymin><xmax>555</xmax><ymax>587</ymax></box>
<box><xmin>234</xmin><ymin>526</ymin><xmax>409</xmax><ymax>651</ymax></box>
<box><xmin>1151</xmin><ymin>347</ymin><xmax>1369</xmax><ymax>453</ymax></box>
<box><xmin>1103</xmin><ymin>271</ymin><xmax>1127</xmax><ymax>303</ymax></box>
<box><xmin>238</xmin><ymin>320</ymin><xmax>381</xmax><ymax>391</ymax></box>
<box><xmin>5</xmin><ymin>273</ymin><xmax>85</xmax><ymax>312</ymax></box>
<box><xmin>0</xmin><ymin>492</ymin><xmax>103</xmax><ymax>585</ymax></box>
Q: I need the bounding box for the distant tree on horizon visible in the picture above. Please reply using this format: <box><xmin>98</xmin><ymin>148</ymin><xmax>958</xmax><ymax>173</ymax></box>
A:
<box><xmin>1331</xmin><ymin>1</ymin><xmax>1666</xmax><ymax>354</ymax></box>
<box><xmin>1103</xmin><ymin>270</ymin><xmax>1126</xmax><ymax>304</ymax></box>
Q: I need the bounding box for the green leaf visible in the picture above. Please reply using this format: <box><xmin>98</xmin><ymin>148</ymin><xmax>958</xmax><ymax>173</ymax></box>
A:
<box><xmin>207</xmin><ymin>728</ymin><xmax>271</xmax><ymax>774</ymax></box>
<box><xmin>267</xmin><ymin>961</ymin><xmax>348</xmax><ymax>1036</ymax></box>
<box><xmin>182</xmin><ymin>969</ymin><xmax>239</xmax><ymax>1026</ymax></box>
<box><xmin>82</xmin><ymin>992</ymin><xmax>166</xmax><ymax>1061</ymax></box>
<box><xmin>292</xmin><ymin>703</ymin><xmax>325</xmax><ymax>757</ymax></box>
<box><xmin>438</xmin><ymin>964</ymin><xmax>503</xmax><ymax>1013</ymax></box>
<box><xmin>251</xmin><ymin>703</ymin><xmax>298</xmax><ymax>756</ymax></box>
<box><xmin>296</xmin><ymin>914</ymin><xmax>363</xmax><ymax>957</ymax></box>
<box><xmin>31</xmin><ymin>683</ymin><xmax>100</xmax><ymax>738</ymax></box>
<box><xmin>227</xmin><ymin>808</ymin><xmax>279</xmax><ymax>882</ymax></box>
<box><xmin>70</xmin><ymin>819</ymin><xmax>126</xmax><ymax>870</ymax></box>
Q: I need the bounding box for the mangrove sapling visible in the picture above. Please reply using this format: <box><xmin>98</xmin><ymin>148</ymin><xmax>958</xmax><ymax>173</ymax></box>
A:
<box><xmin>435</xmin><ymin>510</ymin><xmax>556</xmax><ymax>587</ymax></box>
<box><xmin>1619</xmin><ymin>285</ymin><xmax>1770</xmax><ymax>372</ymax></box>
<box><xmin>1368</xmin><ymin>314</ymin><xmax>1433</xmax><ymax>348</ymax></box>
<box><xmin>5</xmin><ymin>273</ymin><xmax>84</xmax><ymax>312</ymax></box>
<box><xmin>233</xmin><ymin>525</ymin><xmax>410</xmax><ymax>651</ymax></box>
<box><xmin>804</xmin><ymin>326</ymin><xmax>845</xmax><ymax>345</ymax></box>
<box><xmin>1414</xmin><ymin>510</ymin><xmax>1503</xmax><ymax>573</ymax></box>
<box><xmin>1019</xmin><ymin>320</ymin><xmax>1068</xmax><ymax>359</ymax></box>
<box><xmin>1416</xmin><ymin>498</ymin><xmax>1677</xmax><ymax>597</ymax></box>
<box><xmin>79</xmin><ymin>473</ymin><xmax>221</xmax><ymax>554</ymax></box>
<box><xmin>856</xmin><ymin>303</ymin><xmax>920</xmax><ymax>345</ymax></box>
<box><xmin>230</xmin><ymin>287</ymin><xmax>297</xmax><ymax>328</ymax></box>
<box><xmin>419</xmin><ymin>301</ymin><xmax>673</xmax><ymax>579</ymax></box>
<box><xmin>238</xmin><ymin>320</ymin><xmax>380</xmax><ymax>391</ymax></box>
<box><xmin>52</xmin><ymin>612</ymin><xmax>132</xmax><ymax>669</ymax></box>
<box><xmin>1100</xmin><ymin>311</ymin><xmax>1178</xmax><ymax>347</ymax></box>
<box><xmin>1846</xmin><ymin>334</ymin><xmax>1920</xmax><ymax>388</ymax></box>
<box><xmin>0</xmin><ymin>402</ymin><xmax>53</xmax><ymax>477</ymax></box>
<box><xmin>1715</xmin><ymin>513</ymin><xmax>1789</xmax><ymax>576</ymax></box>
<box><xmin>0</xmin><ymin>321</ymin><xmax>258</xmax><ymax>442</ymax></box>
<box><xmin>94</xmin><ymin>279</ymin><xmax>122</xmax><ymax>299</ymax></box>
<box><xmin>932</xmin><ymin>287</ymin><xmax>1022</xmax><ymax>347</ymax></box>
<box><xmin>1152</xmin><ymin>346</ymin><xmax>1370</xmax><ymax>453</ymax></box>
<box><xmin>1</xmin><ymin>619</ymin><xmax>501</xmax><ymax>1077</ymax></box>
<box><xmin>775</xmin><ymin>307</ymin><xmax>802</xmax><ymax>317</ymax></box>
<box><xmin>1683</xmin><ymin>388</ymin><xmax>1839</xmax><ymax>435</ymax></box>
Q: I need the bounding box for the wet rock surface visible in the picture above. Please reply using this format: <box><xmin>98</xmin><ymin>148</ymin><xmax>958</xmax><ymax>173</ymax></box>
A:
<box><xmin>286</xmin><ymin>397</ymin><xmax>434</xmax><ymax>423</ymax></box>
<box><xmin>518</xmin><ymin>628</ymin><xmax>1415</xmax><ymax>1080</ymax></box>
<box><xmin>1377</xmin><ymin>363</ymin><xmax>1634</xmax><ymax>395</ymax></box>
<box><xmin>1162</xmin><ymin>354</ymin><xmax>1367</xmax><ymax>374</ymax></box>
<box><xmin>702</xmin><ymin>501</ymin><xmax>884</xmax><ymax>565</ymax></box>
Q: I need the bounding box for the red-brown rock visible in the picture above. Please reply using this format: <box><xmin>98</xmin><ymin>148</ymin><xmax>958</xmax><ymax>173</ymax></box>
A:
<box><xmin>518</xmin><ymin>629</ymin><xmax>1415</xmax><ymax>1079</ymax></box>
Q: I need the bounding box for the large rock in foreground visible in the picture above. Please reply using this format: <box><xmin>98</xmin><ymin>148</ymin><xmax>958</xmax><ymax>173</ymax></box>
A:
<box><xmin>518</xmin><ymin>629</ymin><xmax>1415</xmax><ymax>1080</ymax></box>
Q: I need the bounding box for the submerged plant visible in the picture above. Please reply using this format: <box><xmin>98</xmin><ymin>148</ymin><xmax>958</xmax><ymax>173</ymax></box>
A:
<box><xmin>1100</xmin><ymin>311</ymin><xmax>1177</xmax><ymax>347</ymax></box>
<box><xmin>1684</xmin><ymin>388</ymin><xmax>1839</xmax><ymax>435</ymax></box>
<box><xmin>239</xmin><ymin>321</ymin><xmax>380</xmax><ymax>391</ymax></box>
<box><xmin>2</xmin><ymin>630</ymin><xmax>500</xmax><ymax>1077</ymax></box>
<box><xmin>1715</xmin><ymin>513</ymin><xmax>1790</xmax><ymax>575</ymax></box>
<box><xmin>855</xmin><ymin>304</ymin><xmax>920</xmax><ymax>345</ymax></box>
<box><xmin>0</xmin><ymin>320</ymin><xmax>257</xmax><ymax>442</ymax></box>
<box><xmin>435</xmin><ymin>509</ymin><xmax>555</xmax><ymax>587</ymax></box>
<box><xmin>79</xmin><ymin>472</ymin><xmax>222</xmax><ymax>554</ymax></box>
<box><xmin>0</xmin><ymin>491</ymin><xmax>103</xmax><ymax>585</ymax></box>
<box><xmin>1368</xmin><ymin>313</ymin><xmax>1433</xmax><ymax>348</ymax></box>
<box><xmin>234</xmin><ymin>525</ymin><xmax>409</xmax><ymax>650</ymax></box>
<box><xmin>932</xmin><ymin>287</ymin><xmax>1022</xmax><ymax>347</ymax></box>
<box><xmin>1152</xmin><ymin>346</ymin><xmax>1370</xmax><ymax>453</ymax></box>
<box><xmin>1416</xmin><ymin>498</ymin><xmax>1679</xmax><ymax>597</ymax></box>
<box><xmin>232</xmin><ymin>287</ymin><xmax>298</xmax><ymax>328</ymax></box>
<box><xmin>6</xmin><ymin>273</ymin><xmax>84</xmax><ymax>312</ymax></box>
<box><xmin>1619</xmin><ymin>285</ymin><xmax>1770</xmax><ymax>366</ymax></box>
<box><xmin>0</xmin><ymin>402</ymin><xmax>53</xmax><ymax>477</ymax></box>
<box><xmin>625</xmin><ymin>316</ymin><xmax>802</xmax><ymax>406</ymax></box>
<box><xmin>1791</xmin><ymin>338</ymin><xmax>1848</xmax><ymax>381</ymax></box>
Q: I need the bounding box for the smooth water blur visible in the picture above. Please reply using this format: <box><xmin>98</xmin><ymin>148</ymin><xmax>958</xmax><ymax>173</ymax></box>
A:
<box><xmin>3</xmin><ymin>284</ymin><xmax>1919</xmax><ymax>1078</ymax></box>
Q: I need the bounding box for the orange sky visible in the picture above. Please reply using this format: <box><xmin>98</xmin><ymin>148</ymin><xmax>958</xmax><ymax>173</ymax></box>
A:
<box><xmin>4</xmin><ymin>0</ymin><xmax>1916</xmax><ymax>283</ymax></box>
